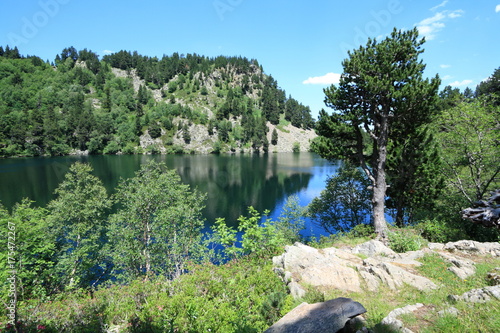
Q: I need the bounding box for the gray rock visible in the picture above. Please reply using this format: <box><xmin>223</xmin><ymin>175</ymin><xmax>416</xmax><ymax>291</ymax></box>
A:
<box><xmin>438</xmin><ymin>307</ymin><xmax>459</xmax><ymax>317</ymax></box>
<box><xmin>428</xmin><ymin>243</ymin><xmax>445</xmax><ymax>251</ymax></box>
<box><xmin>448</xmin><ymin>285</ymin><xmax>500</xmax><ymax>303</ymax></box>
<box><xmin>272</xmin><ymin>242</ymin><xmax>437</xmax><ymax>297</ymax></box>
<box><xmin>444</xmin><ymin>240</ymin><xmax>500</xmax><ymax>257</ymax></box>
<box><xmin>273</xmin><ymin>243</ymin><xmax>363</xmax><ymax>294</ymax></box>
<box><xmin>359</xmin><ymin>258</ymin><xmax>437</xmax><ymax>291</ymax></box>
<box><xmin>381</xmin><ymin>303</ymin><xmax>424</xmax><ymax>333</ymax></box>
<box><xmin>438</xmin><ymin>252</ymin><xmax>476</xmax><ymax>280</ymax></box>
<box><xmin>486</xmin><ymin>267</ymin><xmax>500</xmax><ymax>285</ymax></box>
<box><xmin>265</xmin><ymin>297</ymin><xmax>367</xmax><ymax>333</ymax></box>
<box><xmin>352</xmin><ymin>240</ymin><xmax>396</xmax><ymax>257</ymax></box>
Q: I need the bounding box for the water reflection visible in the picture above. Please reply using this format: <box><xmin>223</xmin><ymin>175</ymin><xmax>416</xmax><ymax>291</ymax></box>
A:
<box><xmin>0</xmin><ymin>153</ymin><xmax>337</xmax><ymax>236</ymax></box>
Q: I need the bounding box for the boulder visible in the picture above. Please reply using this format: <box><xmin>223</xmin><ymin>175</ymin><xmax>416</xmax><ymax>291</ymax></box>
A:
<box><xmin>359</xmin><ymin>258</ymin><xmax>437</xmax><ymax>292</ymax></box>
<box><xmin>443</xmin><ymin>240</ymin><xmax>500</xmax><ymax>257</ymax></box>
<box><xmin>265</xmin><ymin>297</ymin><xmax>367</xmax><ymax>333</ymax></box>
<box><xmin>352</xmin><ymin>240</ymin><xmax>396</xmax><ymax>257</ymax></box>
<box><xmin>438</xmin><ymin>252</ymin><xmax>476</xmax><ymax>280</ymax></box>
<box><xmin>273</xmin><ymin>243</ymin><xmax>363</xmax><ymax>295</ymax></box>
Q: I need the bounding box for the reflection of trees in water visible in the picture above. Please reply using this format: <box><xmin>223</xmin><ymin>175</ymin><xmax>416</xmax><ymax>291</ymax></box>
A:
<box><xmin>171</xmin><ymin>154</ymin><xmax>314</xmax><ymax>227</ymax></box>
<box><xmin>0</xmin><ymin>154</ymin><xmax>316</xmax><ymax>227</ymax></box>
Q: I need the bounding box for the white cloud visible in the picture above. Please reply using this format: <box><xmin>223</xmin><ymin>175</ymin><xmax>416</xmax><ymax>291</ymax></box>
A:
<box><xmin>440</xmin><ymin>64</ymin><xmax>451</xmax><ymax>69</ymax></box>
<box><xmin>441</xmin><ymin>75</ymin><xmax>453</xmax><ymax>80</ymax></box>
<box><xmin>496</xmin><ymin>4</ymin><xmax>500</xmax><ymax>13</ymax></box>
<box><xmin>431</xmin><ymin>0</ymin><xmax>448</xmax><ymax>12</ymax></box>
<box><xmin>102</xmin><ymin>50</ymin><xmax>114</xmax><ymax>55</ymax></box>
<box><xmin>449</xmin><ymin>79</ymin><xmax>473</xmax><ymax>87</ymax></box>
<box><xmin>303</xmin><ymin>73</ymin><xmax>341</xmax><ymax>85</ymax></box>
<box><xmin>416</xmin><ymin>9</ymin><xmax>464</xmax><ymax>40</ymax></box>
<box><xmin>448</xmin><ymin>10</ymin><xmax>464</xmax><ymax>18</ymax></box>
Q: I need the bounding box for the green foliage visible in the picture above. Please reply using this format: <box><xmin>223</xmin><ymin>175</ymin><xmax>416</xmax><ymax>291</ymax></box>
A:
<box><xmin>211</xmin><ymin>200</ymin><xmax>306</xmax><ymax>260</ymax></box>
<box><xmin>387</xmin><ymin>228</ymin><xmax>427</xmax><ymax>253</ymax></box>
<box><xmin>48</xmin><ymin>162</ymin><xmax>111</xmax><ymax>291</ymax></box>
<box><xmin>292</xmin><ymin>141</ymin><xmax>300</xmax><ymax>153</ymax></box>
<box><xmin>13</xmin><ymin>256</ymin><xmax>289</xmax><ymax>332</ymax></box>
<box><xmin>312</xmin><ymin>28</ymin><xmax>440</xmax><ymax>236</ymax></box>
<box><xmin>416</xmin><ymin>219</ymin><xmax>462</xmax><ymax>243</ymax></box>
<box><xmin>433</xmin><ymin>99</ymin><xmax>500</xmax><ymax>203</ymax></box>
<box><xmin>0</xmin><ymin>201</ymin><xmax>54</xmax><ymax>302</ymax></box>
<box><xmin>274</xmin><ymin>195</ymin><xmax>306</xmax><ymax>243</ymax></box>
<box><xmin>237</xmin><ymin>207</ymin><xmax>283</xmax><ymax>256</ymax></box>
<box><xmin>271</xmin><ymin>128</ymin><xmax>278</xmax><ymax>145</ymax></box>
<box><xmin>308</xmin><ymin>163</ymin><xmax>371</xmax><ymax>233</ymax></box>
<box><xmin>386</xmin><ymin>126</ymin><xmax>445</xmax><ymax>226</ymax></box>
<box><xmin>148</xmin><ymin>121</ymin><xmax>162</xmax><ymax>139</ymax></box>
<box><xmin>108</xmin><ymin>161</ymin><xmax>206</xmax><ymax>281</ymax></box>
<box><xmin>475</xmin><ymin>66</ymin><xmax>500</xmax><ymax>105</ymax></box>
<box><xmin>0</xmin><ymin>47</ymin><xmax>313</xmax><ymax>157</ymax></box>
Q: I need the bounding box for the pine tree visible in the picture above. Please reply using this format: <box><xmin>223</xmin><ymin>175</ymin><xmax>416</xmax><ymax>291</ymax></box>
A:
<box><xmin>271</xmin><ymin>128</ymin><xmax>278</xmax><ymax>145</ymax></box>
<box><xmin>312</xmin><ymin>28</ymin><xmax>440</xmax><ymax>237</ymax></box>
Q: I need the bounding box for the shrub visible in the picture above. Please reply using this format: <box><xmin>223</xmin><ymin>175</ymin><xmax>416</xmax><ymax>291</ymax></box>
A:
<box><xmin>349</xmin><ymin>223</ymin><xmax>375</xmax><ymax>238</ymax></box>
<box><xmin>388</xmin><ymin>228</ymin><xmax>427</xmax><ymax>253</ymax></box>
<box><xmin>417</xmin><ymin>218</ymin><xmax>456</xmax><ymax>243</ymax></box>
<box><xmin>292</xmin><ymin>141</ymin><xmax>300</xmax><ymax>153</ymax></box>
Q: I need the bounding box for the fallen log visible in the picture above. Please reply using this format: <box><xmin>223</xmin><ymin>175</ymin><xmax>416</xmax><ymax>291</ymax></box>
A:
<box><xmin>461</xmin><ymin>190</ymin><xmax>500</xmax><ymax>229</ymax></box>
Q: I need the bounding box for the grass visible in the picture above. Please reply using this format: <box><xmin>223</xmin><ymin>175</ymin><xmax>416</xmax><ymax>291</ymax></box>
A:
<box><xmin>309</xmin><ymin>247</ymin><xmax>500</xmax><ymax>333</ymax></box>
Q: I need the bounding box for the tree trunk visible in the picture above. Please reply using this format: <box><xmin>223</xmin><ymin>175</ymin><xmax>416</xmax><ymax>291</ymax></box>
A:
<box><xmin>372</xmin><ymin>116</ymin><xmax>389</xmax><ymax>239</ymax></box>
<box><xmin>372</xmin><ymin>171</ymin><xmax>388</xmax><ymax>239</ymax></box>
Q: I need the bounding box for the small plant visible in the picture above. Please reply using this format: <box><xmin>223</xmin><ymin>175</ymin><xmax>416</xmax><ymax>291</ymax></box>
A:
<box><xmin>388</xmin><ymin>228</ymin><xmax>426</xmax><ymax>253</ymax></box>
<box><xmin>292</xmin><ymin>141</ymin><xmax>300</xmax><ymax>153</ymax></box>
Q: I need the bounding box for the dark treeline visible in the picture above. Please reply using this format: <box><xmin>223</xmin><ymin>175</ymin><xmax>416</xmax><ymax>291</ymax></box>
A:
<box><xmin>0</xmin><ymin>46</ymin><xmax>314</xmax><ymax>158</ymax></box>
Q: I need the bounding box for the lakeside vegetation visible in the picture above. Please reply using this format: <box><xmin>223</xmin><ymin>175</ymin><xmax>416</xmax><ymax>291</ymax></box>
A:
<box><xmin>1</xmin><ymin>28</ymin><xmax>499</xmax><ymax>332</ymax></box>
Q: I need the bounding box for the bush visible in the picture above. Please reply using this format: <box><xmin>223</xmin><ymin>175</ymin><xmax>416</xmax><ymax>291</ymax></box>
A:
<box><xmin>14</xmin><ymin>257</ymin><xmax>288</xmax><ymax>332</ymax></box>
<box><xmin>349</xmin><ymin>223</ymin><xmax>375</xmax><ymax>238</ymax></box>
<box><xmin>417</xmin><ymin>219</ymin><xmax>457</xmax><ymax>243</ymax></box>
<box><xmin>388</xmin><ymin>228</ymin><xmax>427</xmax><ymax>253</ymax></box>
<box><xmin>292</xmin><ymin>141</ymin><xmax>300</xmax><ymax>153</ymax></box>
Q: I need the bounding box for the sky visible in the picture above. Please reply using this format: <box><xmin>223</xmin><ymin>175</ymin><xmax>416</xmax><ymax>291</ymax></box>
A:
<box><xmin>1</xmin><ymin>0</ymin><xmax>499</xmax><ymax>119</ymax></box>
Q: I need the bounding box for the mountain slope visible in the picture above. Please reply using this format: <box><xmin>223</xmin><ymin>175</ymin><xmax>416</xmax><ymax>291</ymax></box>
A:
<box><xmin>0</xmin><ymin>47</ymin><xmax>316</xmax><ymax>157</ymax></box>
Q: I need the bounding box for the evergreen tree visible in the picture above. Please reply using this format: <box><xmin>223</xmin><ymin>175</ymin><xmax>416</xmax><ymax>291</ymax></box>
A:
<box><xmin>312</xmin><ymin>28</ymin><xmax>440</xmax><ymax>237</ymax></box>
<box><xmin>271</xmin><ymin>128</ymin><xmax>278</xmax><ymax>145</ymax></box>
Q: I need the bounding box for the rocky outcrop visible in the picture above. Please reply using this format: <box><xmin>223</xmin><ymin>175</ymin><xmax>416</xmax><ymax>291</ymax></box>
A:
<box><xmin>270</xmin><ymin>240</ymin><xmax>500</xmax><ymax>333</ymax></box>
<box><xmin>273</xmin><ymin>240</ymin><xmax>500</xmax><ymax>299</ymax></box>
<box><xmin>442</xmin><ymin>240</ymin><xmax>500</xmax><ymax>256</ymax></box>
<box><xmin>272</xmin><ymin>242</ymin><xmax>437</xmax><ymax>298</ymax></box>
<box><xmin>264</xmin><ymin>297</ymin><xmax>366</xmax><ymax>333</ymax></box>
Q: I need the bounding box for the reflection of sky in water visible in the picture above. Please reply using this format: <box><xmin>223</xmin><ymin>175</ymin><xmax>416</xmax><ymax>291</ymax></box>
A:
<box><xmin>269</xmin><ymin>162</ymin><xmax>340</xmax><ymax>240</ymax></box>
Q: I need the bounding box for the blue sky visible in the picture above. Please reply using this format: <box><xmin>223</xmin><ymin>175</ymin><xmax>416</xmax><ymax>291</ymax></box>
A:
<box><xmin>1</xmin><ymin>0</ymin><xmax>499</xmax><ymax>118</ymax></box>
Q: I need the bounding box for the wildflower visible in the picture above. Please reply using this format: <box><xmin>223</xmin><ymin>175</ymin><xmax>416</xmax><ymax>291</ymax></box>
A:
<box><xmin>37</xmin><ymin>324</ymin><xmax>46</xmax><ymax>330</ymax></box>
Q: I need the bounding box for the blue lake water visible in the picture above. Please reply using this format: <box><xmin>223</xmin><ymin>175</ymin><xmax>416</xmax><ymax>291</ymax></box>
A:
<box><xmin>0</xmin><ymin>153</ymin><xmax>339</xmax><ymax>239</ymax></box>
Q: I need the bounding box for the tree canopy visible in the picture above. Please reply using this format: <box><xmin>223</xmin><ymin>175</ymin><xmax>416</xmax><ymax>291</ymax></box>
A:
<box><xmin>312</xmin><ymin>28</ymin><xmax>440</xmax><ymax>237</ymax></box>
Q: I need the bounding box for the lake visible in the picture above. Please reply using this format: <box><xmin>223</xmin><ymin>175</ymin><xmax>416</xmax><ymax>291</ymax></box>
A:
<box><xmin>0</xmin><ymin>153</ymin><xmax>338</xmax><ymax>238</ymax></box>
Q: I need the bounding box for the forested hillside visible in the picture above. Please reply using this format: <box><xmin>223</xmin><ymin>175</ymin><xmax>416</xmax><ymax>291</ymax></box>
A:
<box><xmin>0</xmin><ymin>46</ymin><xmax>315</xmax><ymax>157</ymax></box>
